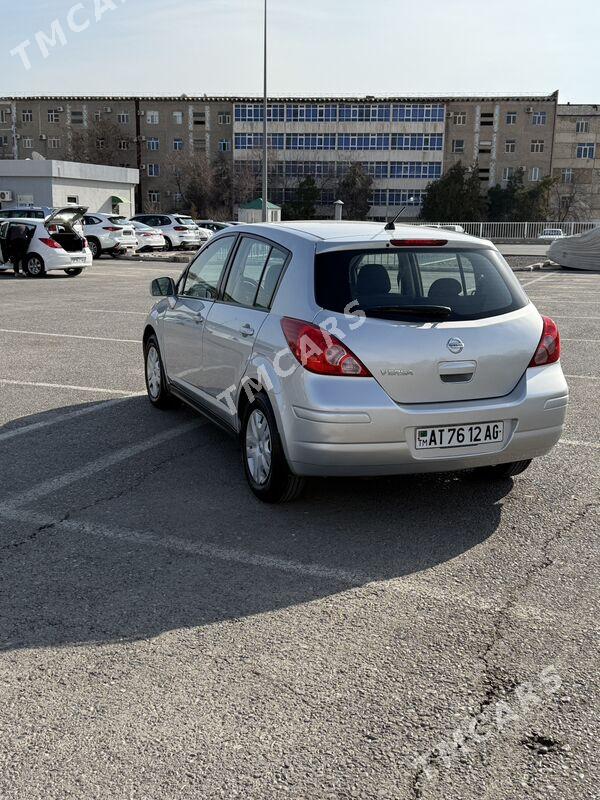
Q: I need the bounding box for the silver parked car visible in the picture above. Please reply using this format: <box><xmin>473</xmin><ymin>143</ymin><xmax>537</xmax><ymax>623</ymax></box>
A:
<box><xmin>143</xmin><ymin>222</ymin><xmax>568</xmax><ymax>502</ymax></box>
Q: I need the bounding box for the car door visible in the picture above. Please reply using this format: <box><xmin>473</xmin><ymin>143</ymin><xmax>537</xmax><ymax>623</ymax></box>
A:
<box><xmin>161</xmin><ymin>235</ymin><xmax>237</xmax><ymax>392</ymax></box>
<box><xmin>201</xmin><ymin>236</ymin><xmax>290</xmax><ymax>418</ymax></box>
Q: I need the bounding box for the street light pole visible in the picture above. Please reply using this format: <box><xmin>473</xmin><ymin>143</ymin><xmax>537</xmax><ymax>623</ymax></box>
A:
<box><xmin>262</xmin><ymin>0</ymin><xmax>268</xmax><ymax>222</ymax></box>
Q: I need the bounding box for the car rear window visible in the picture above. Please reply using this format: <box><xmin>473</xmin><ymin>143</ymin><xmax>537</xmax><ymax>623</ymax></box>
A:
<box><xmin>175</xmin><ymin>216</ymin><xmax>194</xmax><ymax>226</ymax></box>
<box><xmin>315</xmin><ymin>247</ymin><xmax>529</xmax><ymax>321</ymax></box>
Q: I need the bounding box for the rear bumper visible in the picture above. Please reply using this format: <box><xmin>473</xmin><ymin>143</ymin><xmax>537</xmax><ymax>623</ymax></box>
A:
<box><xmin>273</xmin><ymin>363</ymin><xmax>568</xmax><ymax>477</ymax></box>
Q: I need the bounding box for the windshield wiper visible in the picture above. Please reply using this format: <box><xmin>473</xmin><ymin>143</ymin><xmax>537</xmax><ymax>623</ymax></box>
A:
<box><xmin>363</xmin><ymin>304</ymin><xmax>452</xmax><ymax>319</ymax></box>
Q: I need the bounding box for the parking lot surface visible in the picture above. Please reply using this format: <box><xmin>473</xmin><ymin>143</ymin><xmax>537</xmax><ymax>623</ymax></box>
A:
<box><xmin>0</xmin><ymin>260</ymin><xmax>598</xmax><ymax>800</ymax></box>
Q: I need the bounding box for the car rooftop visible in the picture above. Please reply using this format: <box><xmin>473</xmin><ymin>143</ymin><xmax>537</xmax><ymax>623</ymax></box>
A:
<box><xmin>229</xmin><ymin>220</ymin><xmax>487</xmax><ymax>245</ymax></box>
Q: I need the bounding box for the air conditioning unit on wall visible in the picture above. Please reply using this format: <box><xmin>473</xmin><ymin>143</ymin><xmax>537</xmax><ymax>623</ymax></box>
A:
<box><xmin>0</xmin><ymin>190</ymin><xmax>14</xmax><ymax>202</ymax></box>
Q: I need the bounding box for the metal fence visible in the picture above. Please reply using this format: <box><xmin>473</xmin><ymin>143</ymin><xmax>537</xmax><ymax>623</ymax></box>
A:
<box><xmin>407</xmin><ymin>221</ymin><xmax>600</xmax><ymax>240</ymax></box>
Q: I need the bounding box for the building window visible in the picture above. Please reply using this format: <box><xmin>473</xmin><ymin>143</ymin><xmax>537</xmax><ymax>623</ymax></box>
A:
<box><xmin>392</xmin><ymin>104</ymin><xmax>445</xmax><ymax>122</ymax></box>
<box><xmin>193</xmin><ymin>111</ymin><xmax>206</xmax><ymax>126</ymax></box>
<box><xmin>147</xmin><ymin>137</ymin><xmax>160</xmax><ymax>151</ymax></box>
<box><xmin>479</xmin><ymin>141</ymin><xmax>492</xmax><ymax>154</ymax></box>
<box><xmin>218</xmin><ymin>139</ymin><xmax>231</xmax><ymax>152</ymax></box>
<box><xmin>93</xmin><ymin>111</ymin><xmax>102</xmax><ymax>122</ymax></box>
<box><xmin>576</xmin><ymin>142</ymin><xmax>595</xmax><ymax>159</ymax></box>
<box><xmin>363</xmin><ymin>162</ymin><xmax>389</xmax><ymax>178</ymax></box>
<box><xmin>370</xmin><ymin>190</ymin><xmax>388</xmax><ymax>206</ymax></box>
<box><xmin>337</xmin><ymin>133</ymin><xmax>390</xmax><ymax>150</ymax></box>
<box><xmin>70</xmin><ymin>110</ymin><xmax>83</xmax><ymax>124</ymax></box>
<box><xmin>530</xmin><ymin>167</ymin><xmax>541</xmax><ymax>182</ymax></box>
<box><xmin>453</xmin><ymin>111</ymin><xmax>467</xmax><ymax>125</ymax></box>
<box><xmin>505</xmin><ymin>139</ymin><xmax>516</xmax><ymax>154</ymax></box>
<box><xmin>148</xmin><ymin>190</ymin><xmax>160</xmax><ymax>204</ymax></box>
<box><xmin>21</xmin><ymin>137</ymin><xmax>33</xmax><ymax>149</ymax></box>
<box><xmin>118</xmin><ymin>139</ymin><xmax>130</xmax><ymax>150</ymax></box>
<box><xmin>530</xmin><ymin>139</ymin><xmax>545</xmax><ymax>153</ymax></box>
<box><xmin>575</xmin><ymin>119</ymin><xmax>589</xmax><ymax>134</ymax></box>
<box><xmin>389</xmin><ymin>161</ymin><xmax>442</xmax><ymax>179</ymax></box>
<box><xmin>388</xmin><ymin>190</ymin><xmax>425</xmax><ymax>205</ymax></box>
<box><xmin>193</xmin><ymin>138</ymin><xmax>206</xmax><ymax>151</ymax></box>
<box><xmin>173</xmin><ymin>138</ymin><xmax>184</xmax><ymax>151</ymax></box>
<box><xmin>480</xmin><ymin>112</ymin><xmax>494</xmax><ymax>127</ymax></box>
<box><xmin>452</xmin><ymin>139</ymin><xmax>465</xmax><ymax>154</ymax></box>
<box><xmin>532</xmin><ymin>111</ymin><xmax>547</xmax><ymax>126</ymax></box>
<box><xmin>217</xmin><ymin>112</ymin><xmax>231</xmax><ymax>125</ymax></box>
<box><xmin>96</xmin><ymin>138</ymin><xmax>105</xmax><ymax>149</ymax></box>
<box><xmin>47</xmin><ymin>109</ymin><xmax>60</xmax><ymax>123</ymax></box>
<box><xmin>48</xmin><ymin>137</ymin><xmax>60</xmax><ymax>149</ymax></box>
<box><xmin>146</xmin><ymin>111</ymin><xmax>159</xmax><ymax>124</ymax></box>
<box><xmin>502</xmin><ymin>167</ymin><xmax>514</xmax><ymax>181</ymax></box>
<box><xmin>66</xmin><ymin>195</ymin><xmax>79</xmax><ymax>204</ymax></box>
<box><xmin>391</xmin><ymin>133</ymin><xmax>443</xmax><ymax>151</ymax></box>
<box><xmin>117</xmin><ymin>112</ymin><xmax>129</xmax><ymax>125</ymax></box>
<box><xmin>285</xmin><ymin>133</ymin><xmax>337</xmax><ymax>150</ymax></box>
<box><xmin>339</xmin><ymin>104</ymin><xmax>391</xmax><ymax>122</ymax></box>
<box><xmin>506</xmin><ymin>111</ymin><xmax>517</xmax><ymax>125</ymax></box>
<box><xmin>147</xmin><ymin>163</ymin><xmax>160</xmax><ymax>177</ymax></box>
<box><xmin>21</xmin><ymin>109</ymin><xmax>33</xmax><ymax>123</ymax></box>
<box><xmin>286</xmin><ymin>104</ymin><xmax>337</xmax><ymax>122</ymax></box>
<box><xmin>173</xmin><ymin>111</ymin><xmax>183</xmax><ymax>125</ymax></box>
<box><xmin>561</xmin><ymin>168</ymin><xmax>574</xmax><ymax>184</ymax></box>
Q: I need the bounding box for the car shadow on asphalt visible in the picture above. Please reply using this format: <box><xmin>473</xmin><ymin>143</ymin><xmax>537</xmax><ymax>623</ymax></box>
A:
<box><xmin>0</xmin><ymin>396</ymin><xmax>513</xmax><ymax>652</ymax></box>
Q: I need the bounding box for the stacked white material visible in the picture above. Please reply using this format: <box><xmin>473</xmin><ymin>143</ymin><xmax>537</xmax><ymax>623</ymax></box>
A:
<box><xmin>548</xmin><ymin>227</ymin><xmax>600</xmax><ymax>271</ymax></box>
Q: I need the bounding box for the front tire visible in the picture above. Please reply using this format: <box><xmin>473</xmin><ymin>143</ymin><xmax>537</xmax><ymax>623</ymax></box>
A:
<box><xmin>241</xmin><ymin>395</ymin><xmax>305</xmax><ymax>503</ymax></box>
<box><xmin>471</xmin><ymin>460</ymin><xmax>533</xmax><ymax>479</ymax></box>
<box><xmin>144</xmin><ymin>335</ymin><xmax>175</xmax><ymax>409</ymax></box>
<box><xmin>64</xmin><ymin>268</ymin><xmax>83</xmax><ymax>277</ymax></box>
<box><xmin>24</xmin><ymin>254</ymin><xmax>46</xmax><ymax>278</ymax></box>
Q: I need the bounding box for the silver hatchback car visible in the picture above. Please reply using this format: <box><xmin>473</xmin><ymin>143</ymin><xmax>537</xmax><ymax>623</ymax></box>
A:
<box><xmin>143</xmin><ymin>222</ymin><xmax>568</xmax><ymax>502</ymax></box>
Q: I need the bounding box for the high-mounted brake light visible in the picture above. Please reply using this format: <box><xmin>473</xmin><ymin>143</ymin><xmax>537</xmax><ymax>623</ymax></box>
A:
<box><xmin>39</xmin><ymin>237</ymin><xmax>62</xmax><ymax>249</ymax></box>
<box><xmin>281</xmin><ymin>317</ymin><xmax>371</xmax><ymax>377</ymax></box>
<box><xmin>529</xmin><ymin>316</ymin><xmax>560</xmax><ymax>367</ymax></box>
<box><xmin>390</xmin><ymin>239</ymin><xmax>448</xmax><ymax>247</ymax></box>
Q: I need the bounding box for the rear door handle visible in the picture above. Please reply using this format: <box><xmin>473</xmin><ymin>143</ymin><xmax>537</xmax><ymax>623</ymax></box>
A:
<box><xmin>240</xmin><ymin>323</ymin><xmax>255</xmax><ymax>337</ymax></box>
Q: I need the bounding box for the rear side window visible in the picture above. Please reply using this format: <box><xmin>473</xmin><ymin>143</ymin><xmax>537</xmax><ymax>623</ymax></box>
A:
<box><xmin>315</xmin><ymin>248</ymin><xmax>528</xmax><ymax>321</ymax></box>
<box><xmin>223</xmin><ymin>238</ymin><xmax>271</xmax><ymax>306</ymax></box>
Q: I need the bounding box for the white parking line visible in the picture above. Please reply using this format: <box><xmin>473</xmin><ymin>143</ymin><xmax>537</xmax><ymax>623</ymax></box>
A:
<box><xmin>0</xmin><ymin>506</ymin><xmax>371</xmax><ymax>585</ymax></box>
<box><xmin>81</xmin><ymin>309</ymin><xmax>148</xmax><ymax>316</ymax></box>
<box><xmin>3</xmin><ymin>420</ymin><xmax>204</xmax><ymax>509</ymax></box>
<box><xmin>0</xmin><ymin>328</ymin><xmax>139</xmax><ymax>344</ymax></box>
<box><xmin>564</xmin><ymin>374</ymin><xmax>599</xmax><ymax>381</ymax></box>
<box><xmin>521</xmin><ymin>274</ymin><xmax>554</xmax><ymax>288</ymax></box>
<box><xmin>0</xmin><ymin>379</ymin><xmax>138</xmax><ymax>396</ymax></box>
<box><xmin>0</xmin><ymin>392</ymin><xmax>144</xmax><ymax>444</ymax></box>
<box><xmin>560</xmin><ymin>439</ymin><xmax>600</xmax><ymax>450</ymax></box>
<box><xmin>550</xmin><ymin>316</ymin><xmax>600</xmax><ymax>320</ymax></box>
<box><xmin>562</xmin><ymin>338</ymin><xmax>600</xmax><ymax>343</ymax></box>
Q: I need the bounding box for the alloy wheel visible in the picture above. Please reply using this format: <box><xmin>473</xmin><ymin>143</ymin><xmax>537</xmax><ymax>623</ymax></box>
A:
<box><xmin>27</xmin><ymin>257</ymin><xmax>43</xmax><ymax>276</ymax></box>
<box><xmin>245</xmin><ymin>409</ymin><xmax>272</xmax><ymax>485</ymax></box>
<box><xmin>146</xmin><ymin>346</ymin><xmax>161</xmax><ymax>399</ymax></box>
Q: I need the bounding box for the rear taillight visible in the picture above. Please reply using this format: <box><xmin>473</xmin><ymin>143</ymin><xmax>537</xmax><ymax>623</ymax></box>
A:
<box><xmin>280</xmin><ymin>317</ymin><xmax>371</xmax><ymax>377</ymax></box>
<box><xmin>102</xmin><ymin>226</ymin><xmax>122</xmax><ymax>232</ymax></box>
<box><xmin>173</xmin><ymin>226</ymin><xmax>188</xmax><ymax>231</ymax></box>
<box><xmin>529</xmin><ymin>316</ymin><xmax>560</xmax><ymax>367</ymax></box>
<box><xmin>39</xmin><ymin>237</ymin><xmax>62</xmax><ymax>249</ymax></box>
<box><xmin>83</xmin><ymin>238</ymin><xmax>88</xmax><ymax>248</ymax></box>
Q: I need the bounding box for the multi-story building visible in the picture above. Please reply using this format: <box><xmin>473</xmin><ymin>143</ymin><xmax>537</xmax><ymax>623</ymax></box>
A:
<box><xmin>3</xmin><ymin>91</ymin><xmax>598</xmax><ymax>220</ymax></box>
<box><xmin>552</xmin><ymin>104</ymin><xmax>600</xmax><ymax>219</ymax></box>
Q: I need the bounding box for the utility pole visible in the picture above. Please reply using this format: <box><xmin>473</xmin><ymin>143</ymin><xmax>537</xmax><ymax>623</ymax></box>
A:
<box><xmin>262</xmin><ymin>0</ymin><xmax>268</xmax><ymax>222</ymax></box>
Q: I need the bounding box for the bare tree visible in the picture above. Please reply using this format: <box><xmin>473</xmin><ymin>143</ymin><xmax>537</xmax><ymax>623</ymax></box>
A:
<box><xmin>549</xmin><ymin>172</ymin><xmax>592</xmax><ymax>222</ymax></box>
<box><xmin>70</xmin><ymin>119</ymin><xmax>133</xmax><ymax>166</ymax></box>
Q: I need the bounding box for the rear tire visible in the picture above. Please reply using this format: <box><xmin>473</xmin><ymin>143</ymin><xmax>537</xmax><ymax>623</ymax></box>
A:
<box><xmin>24</xmin><ymin>254</ymin><xmax>46</xmax><ymax>278</ymax></box>
<box><xmin>241</xmin><ymin>394</ymin><xmax>305</xmax><ymax>503</ymax></box>
<box><xmin>144</xmin><ymin>335</ymin><xmax>175</xmax><ymax>409</ymax></box>
<box><xmin>64</xmin><ymin>268</ymin><xmax>83</xmax><ymax>277</ymax></box>
<box><xmin>163</xmin><ymin>237</ymin><xmax>173</xmax><ymax>252</ymax></box>
<box><xmin>88</xmin><ymin>238</ymin><xmax>101</xmax><ymax>259</ymax></box>
<box><xmin>471</xmin><ymin>460</ymin><xmax>533</xmax><ymax>479</ymax></box>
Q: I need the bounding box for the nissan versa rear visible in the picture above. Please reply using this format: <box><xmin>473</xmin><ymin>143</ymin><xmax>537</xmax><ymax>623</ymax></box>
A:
<box><xmin>143</xmin><ymin>222</ymin><xmax>568</xmax><ymax>503</ymax></box>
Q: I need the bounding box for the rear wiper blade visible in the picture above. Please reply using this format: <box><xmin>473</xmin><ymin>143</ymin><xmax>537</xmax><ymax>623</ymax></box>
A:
<box><xmin>363</xmin><ymin>304</ymin><xmax>452</xmax><ymax>318</ymax></box>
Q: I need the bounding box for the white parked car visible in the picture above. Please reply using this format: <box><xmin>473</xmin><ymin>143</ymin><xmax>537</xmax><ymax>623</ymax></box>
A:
<box><xmin>0</xmin><ymin>206</ymin><xmax>92</xmax><ymax>277</ymax></box>
<box><xmin>538</xmin><ymin>228</ymin><xmax>565</xmax><ymax>241</ymax></box>
<box><xmin>143</xmin><ymin>222</ymin><xmax>568</xmax><ymax>503</ymax></box>
<box><xmin>130</xmin><ymin>213</ymin><xmax>203</xmax><ymax>251</ymax></box>
<box><xmin>129</xmin><ymin>220</ymin><xmax>166</xmax><ymax>252</ymax></box>
<box><xmin>82</xmin><ymin>213</ymin><xmax>137</xmax><ymax>259</ymax></box>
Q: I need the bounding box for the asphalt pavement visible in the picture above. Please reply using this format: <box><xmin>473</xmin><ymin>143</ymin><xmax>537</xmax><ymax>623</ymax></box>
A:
<box><xmin>0</xmin><ymin>259</ymin><xmax>598</xmax><ymax>800</ymax></box>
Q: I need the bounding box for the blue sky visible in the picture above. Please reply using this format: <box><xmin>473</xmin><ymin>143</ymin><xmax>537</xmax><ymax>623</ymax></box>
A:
<box><xmin>1</xmin><ymin>0</ymin><xmax>598</xmax><ymax>101</ymax></box>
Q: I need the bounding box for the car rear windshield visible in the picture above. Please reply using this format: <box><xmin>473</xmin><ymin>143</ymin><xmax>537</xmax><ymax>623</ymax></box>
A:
<box><xmin>314</xmin><ymin>247</ymin><xmax>529</xmax><ymax>321</ymax></box>
<box><xmin>175</xmin><ymin>216</ymin><xmax>194</xmax><ymax>226</ymax></box>
<box><xmin>109</xmin><ymin>216</ymin><xmax>130</xmax><ymax>226</ymax></box>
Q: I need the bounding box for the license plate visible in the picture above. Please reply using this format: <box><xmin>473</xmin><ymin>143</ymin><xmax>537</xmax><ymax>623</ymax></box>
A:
<box><xmin>416</xmin><ymin>421</ymin><xmax>504</xmax><ymax>450</ymax></box>
<box><xmin>71</xmin><ymin>256</ymin><xmax>86</xmax><ymax>263</ymax></box>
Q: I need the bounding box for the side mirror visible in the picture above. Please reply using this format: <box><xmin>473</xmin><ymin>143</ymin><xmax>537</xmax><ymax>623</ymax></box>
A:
<box><xmin>151</xmin><ymin>276</ymin><xmax>176</xmax><ymax>297</ymax></box>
